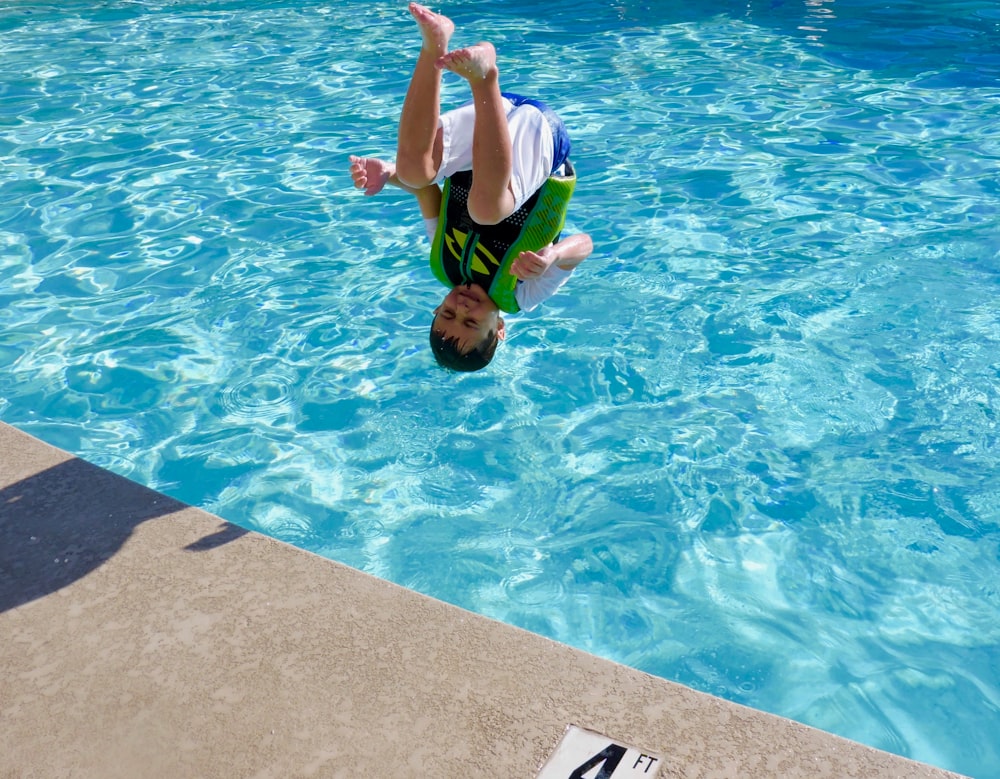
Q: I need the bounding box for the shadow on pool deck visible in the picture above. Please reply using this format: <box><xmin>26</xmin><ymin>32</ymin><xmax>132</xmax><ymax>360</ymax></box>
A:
<box><xmin>0</xmin><ymin>453</ymin><xmax>247</xmax><ymax>613</ymax></box>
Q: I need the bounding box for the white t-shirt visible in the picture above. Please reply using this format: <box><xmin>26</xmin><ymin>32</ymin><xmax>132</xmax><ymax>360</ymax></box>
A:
<box><xmin>435</xmin><ymin>97</ymin><xmax>554</xmax><ymax>214</ymax></box>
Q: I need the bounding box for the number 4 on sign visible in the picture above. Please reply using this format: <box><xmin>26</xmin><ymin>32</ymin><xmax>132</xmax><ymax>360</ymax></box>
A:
<box><xmin>536</xmin><ymin>725</ymin><xmax>664</xmax><ymax>779</ymax></box>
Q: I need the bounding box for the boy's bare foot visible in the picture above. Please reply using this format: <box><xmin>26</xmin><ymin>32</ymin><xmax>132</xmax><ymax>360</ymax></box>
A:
<box><xmin>436</xmin><ymin>42</ymin><xmax>498</xmax><ymax>82</ymax></box>
<box><xmin>409</xmin><ymin>3</ymin><xmax>454</xmax><ymax>55</ymax></box>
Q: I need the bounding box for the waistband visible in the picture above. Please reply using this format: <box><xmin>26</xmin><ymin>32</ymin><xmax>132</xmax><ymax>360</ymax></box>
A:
<box><xmin>502</xmin><ymin>92</ymin><xmax>572</xmax><ymax>174</ymax></box>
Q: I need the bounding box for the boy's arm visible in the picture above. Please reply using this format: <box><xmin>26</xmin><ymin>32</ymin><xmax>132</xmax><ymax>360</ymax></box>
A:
<box><xmin>551</xmin><ymin>232</ymin><xmax>594</xmax><ymax>271</ymax></box>
<box><xmin>349</xmin><ymin>155</ymin><xmax>441</xmax><ymax>218</ymax></box>
<box><xmin>510</xmin><ymin>232</ymin><xmax>593</xmax><ymax>279</ymax></box>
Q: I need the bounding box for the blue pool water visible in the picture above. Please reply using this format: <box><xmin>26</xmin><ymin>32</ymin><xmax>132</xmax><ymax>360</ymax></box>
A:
<box><xmin>2</xmin><ymin>1</ymin><xmax>999</xmax><ymax>775</ymax></box>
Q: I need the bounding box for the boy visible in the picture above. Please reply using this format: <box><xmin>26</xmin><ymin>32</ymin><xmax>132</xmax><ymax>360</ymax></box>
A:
<box><xmin>349</xmin><ymin>3</ymin><xmax>593</xmax><ymax>371</ymax></box>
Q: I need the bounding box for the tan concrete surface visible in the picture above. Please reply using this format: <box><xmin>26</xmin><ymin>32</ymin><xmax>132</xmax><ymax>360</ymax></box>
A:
<box><xmin>1</xmin><ymin>421</ymin><xmax>963</xmax><ymax>779</ymax></box>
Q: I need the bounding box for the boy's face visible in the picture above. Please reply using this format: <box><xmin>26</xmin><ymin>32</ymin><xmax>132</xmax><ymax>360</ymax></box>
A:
<box><xmin>432</xmin><ymin>284</ymin><xmax>506</xmax><ymax>353</ymax></box>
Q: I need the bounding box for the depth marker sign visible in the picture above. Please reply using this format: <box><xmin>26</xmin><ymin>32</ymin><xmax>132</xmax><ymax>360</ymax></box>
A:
<box><xmin>536</xmin><ymin>725</ymin><xmax>664</xmax><ymax>778</ymax></box>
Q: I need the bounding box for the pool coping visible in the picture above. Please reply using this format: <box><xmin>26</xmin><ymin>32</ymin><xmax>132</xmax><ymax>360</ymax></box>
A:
<box><xmin>0</xmin><ymin>421</ymin><xmax>964</xmax><ymax>778</ymax></box>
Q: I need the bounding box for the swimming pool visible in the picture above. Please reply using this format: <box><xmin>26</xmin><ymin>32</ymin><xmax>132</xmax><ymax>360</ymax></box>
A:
<box><xmin>2</xmin><ymin>1</ymin><xmax>999</xmax><ymax>775</ymax></box>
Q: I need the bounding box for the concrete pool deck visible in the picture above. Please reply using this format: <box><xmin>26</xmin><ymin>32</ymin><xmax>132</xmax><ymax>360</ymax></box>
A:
<box><xmin>1</xmin><ymin>421</ymin><xmax>963</xmax><ymax>779</ymax></box>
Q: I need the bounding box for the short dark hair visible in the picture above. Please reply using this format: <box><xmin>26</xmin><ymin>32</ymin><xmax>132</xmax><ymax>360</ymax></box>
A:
<box><xmin>429</xmin><ymin>326</ymin><xmax>500</xmax><ymax>372</ymax></box>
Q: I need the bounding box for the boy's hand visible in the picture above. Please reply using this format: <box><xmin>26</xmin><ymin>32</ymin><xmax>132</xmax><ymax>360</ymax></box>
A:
<box><xmin>511</xmin><ymin>246</ymin><xmax>557</xmax><ymax>279</ymax></box>
<box><xmin>349</xmin><ymin>155</ymin><xmax>393</xmax><ymax>196</ymax></box>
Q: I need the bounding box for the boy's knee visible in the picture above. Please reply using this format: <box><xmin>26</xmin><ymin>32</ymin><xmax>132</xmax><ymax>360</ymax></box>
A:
<box><xmin>467</xmin><ymin>205</ymin><xmax>503</xmax><ymax>226</ymax></box>
<box><xmin>395</xmin><ymin>155</ymin><xmax>436</xmax><ymax>189</ymax></box>
<box><xmin>467</xmin><ymin>193</ymin><xmax>511</xmax><ymax>226</ymax></box>
<box><xmin>396</xmin><ymin>127</ymin><xmax>444</xmax><ymax>189</ymax></box>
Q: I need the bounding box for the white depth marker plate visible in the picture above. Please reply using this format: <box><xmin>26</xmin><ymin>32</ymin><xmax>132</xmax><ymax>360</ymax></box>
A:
<box><xmin>536</xmin><ymin>724</ymin><xmax>664</xmax><ymax>778</ymax></box>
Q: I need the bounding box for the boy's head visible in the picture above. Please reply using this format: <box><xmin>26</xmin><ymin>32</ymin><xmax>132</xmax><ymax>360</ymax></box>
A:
<box><xmin>430</xmin><ymin>284</ymin><xmax>506</xmax><ymax>372</ymax></box>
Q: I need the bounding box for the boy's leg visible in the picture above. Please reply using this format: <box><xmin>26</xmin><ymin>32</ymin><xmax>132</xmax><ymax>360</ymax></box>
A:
<box><xmin>437</xmin><ymin>43</ymin><xmax>516</xmax><ymax>226</ymax></box>
<box><xmin>395</xmin><ymin>3</ymin><xmax>453</xmax><ymax>188</ymax></box>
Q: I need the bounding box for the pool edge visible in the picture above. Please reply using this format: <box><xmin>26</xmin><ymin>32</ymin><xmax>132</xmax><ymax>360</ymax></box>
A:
<box><xmin>0</xmin><ymin>421</ymin><xmax>965</xmax><ymax>778</ymax></box>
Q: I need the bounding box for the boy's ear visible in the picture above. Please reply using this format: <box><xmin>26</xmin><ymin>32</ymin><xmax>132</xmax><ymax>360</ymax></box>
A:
<box><xmin>496</xmin><ymin>317</ymin><xmax>506</xmax><ymax>341</ymax></box>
